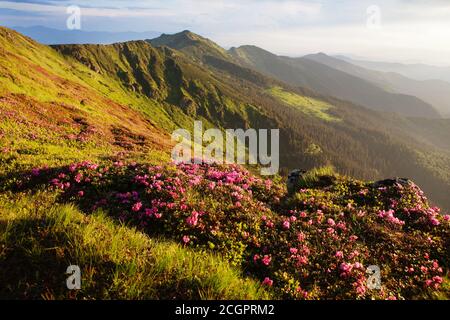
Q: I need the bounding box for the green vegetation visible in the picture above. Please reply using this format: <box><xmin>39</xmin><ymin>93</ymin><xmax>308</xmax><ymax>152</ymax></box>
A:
<box><xmin>294</xmin><ymin>166</ymin><xmax>336</xmax><ymax>189</ymax></box>
<box><xmin>268</xmin><ymin>86</ymin><xmax>340</xmax><ymax>122</ymax></box>
<box><xmin>0</xmin><ymin>26</ymin><xmax>449</xmax><ymax>300</ymax></box>
<box><xmin>0</xmin><ymin>193</ymin><xmax>269</xmax><ymax>299</ymax></box>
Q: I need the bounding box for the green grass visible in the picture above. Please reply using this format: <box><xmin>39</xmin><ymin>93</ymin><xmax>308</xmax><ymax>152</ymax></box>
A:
<box><xmin>0</xmin><ymin>192</ymin><xmax>270</xmax><ymax>299</ymax></box>
<box><xmin>295</xmin><ymin>166</ymin><xmax>336</xmax><ymax>188</ymax></box>
<box><xmin>268</xmin><ymin>86</ymin><xmax>340</xmax><ymax>122</ymax></box>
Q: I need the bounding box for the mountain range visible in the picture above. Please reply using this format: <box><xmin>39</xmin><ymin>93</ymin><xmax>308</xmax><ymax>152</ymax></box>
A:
<box><xmin>337</xmin><ymin>55</ymin><xmax>450</xmax><ymax>83</ymax></box>
<box><xmin>305</xmin><ymin>53</ymin><xmax>450</xmax><ymax>118</ymax></box>
<box><xmin>0</xmin><ymin>26</ymin><xmax>449</xmax><ymax>300</ymax></box>
<box><xmin>1</xmin><ymin>27</ymin><xmax>449</xmax><ymax>211</ymax></box>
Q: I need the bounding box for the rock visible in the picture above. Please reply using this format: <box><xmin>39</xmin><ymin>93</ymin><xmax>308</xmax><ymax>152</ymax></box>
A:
<box><xmin>371</xmin><ymin>177</ymin><xmax>412</xmax><ymax>188</ymax></box>
<box><xmin>287</xmin><ymin>169</ymin><xmax>307</xmax><ymax>194</ymax></box>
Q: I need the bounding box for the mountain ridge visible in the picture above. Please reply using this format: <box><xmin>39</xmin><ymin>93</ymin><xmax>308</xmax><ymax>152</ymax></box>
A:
<box><xmin>2</xmin><ymin>26</ymin><xmax>450</xmax><ymax>210</ymax></box>
<box><xmin>229</xmin><ymin>45</ymin><xmax>441</xmax><ymax>118</ymax></box>
<box><xmin>305</xmin><ymin>53</ymin><xmax>450</xmax><ymax>118</ymax></box>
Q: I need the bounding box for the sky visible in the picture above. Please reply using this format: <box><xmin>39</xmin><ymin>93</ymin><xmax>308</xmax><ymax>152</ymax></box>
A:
<box><xmin>1</xmin><ymin>0</ymin><xmax>450</xmax><ymax>65</ymax></box>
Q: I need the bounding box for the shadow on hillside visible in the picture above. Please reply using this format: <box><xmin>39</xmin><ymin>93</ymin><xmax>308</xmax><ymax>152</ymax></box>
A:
<box><xmin>0</xmin><ymin>217</ymin><xmax>119</xmax><ymax>300</ymax></box>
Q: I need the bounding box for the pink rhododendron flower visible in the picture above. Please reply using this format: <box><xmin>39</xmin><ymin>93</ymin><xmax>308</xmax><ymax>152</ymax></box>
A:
<box><xmin>282</xmin><ymin>220</ymin><xmax>290</xmax><ymax>229</ymax></box>
<box><xmin>262</xmin><ymin>255</ymin><xmax>271</xmax><ymax>266</ymax></box>
<box><xmin>297</xmin><ymin>256</ymin><xmax>308</xmax><ymax>265</ymax></box>
<box><xmin>132</xmin><ymin>202</ymin><xmax>143</xmax><ymax>212</ymax></box>
<box><xmin>186</xmin><ymin>211</ymin><xmax>199</xmax><ymax>227</ymax></box>
<box><xmin>356</xmin><ymin>286</ymin><xmax>366</xmax><ymax>296</ymax></box>
<box><xmin>182</xmin><ymin>235</ymin><xmax>190</xmax><ymax>244</ymax></box>
<box><xmin>262</xmin><ymin>277</ymin><xmax>273</xmax><ymax>286</ymax></box>
<box><xmin>265</xmin><ymin>220</ymin><xmax>274</xmax><ymax>228</ymax></box>
<box><xmin>297</xmin><ymin>232</ymin><xmax>306</xmax><ymax>242</ymax></box>
<box><xmin>430</xmin><ymin>217</ymin><xmax>440</xmax><ymax>226</ymax></box>
<box><xmin>74</xmin><ymin>173</ymin><xmax>83</xmax><ymax>183</ymax></box>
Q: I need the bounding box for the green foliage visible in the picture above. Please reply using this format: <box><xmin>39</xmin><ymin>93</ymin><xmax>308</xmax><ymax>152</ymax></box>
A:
<box><xmin>268</xmin><ymin>86</ymin><xmax>340</xmax><ymax>122</ymax></box>
<box><xmin>295</xmin><ymin>166</ymin><xmax>336</xmax><ymax>189</ymax></box>
<box><xmin>6</xmin><ymin>160</ymin><xmax>449</xmax><ymax>300</ymax></box>
<box><xmin>0</xmin><ymin>192</ymin><xmax>270</xmax><ymax>299</ymax></box>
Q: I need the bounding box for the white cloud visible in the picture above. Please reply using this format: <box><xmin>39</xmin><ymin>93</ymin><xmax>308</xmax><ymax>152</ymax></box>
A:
<box><xmin>1</xmin><ymin>0</ymin><xmax>450</xmax><ymax>65</ymax></box>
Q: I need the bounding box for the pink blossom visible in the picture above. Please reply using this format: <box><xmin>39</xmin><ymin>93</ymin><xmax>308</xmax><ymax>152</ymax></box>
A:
<box><xmin>74</xmin><ymin>173</ymin><xmax>83</xmax><ymax>183</ymax></box>
<box><xmin>77</xmin><ymin>191</ymin><xmax>84</xmax><ymax>197</ymax></box>
<box><xmin>356</xmin><ymin>286</ymin><xmax>366</xmax><ymax>296</ymax></box>
<box><xmin>296</xmin><ymin>256</ymin><xmax>308</xmax><ymax>265</ymax></box>
<box><xmin>186</xmin><ymin>211</ymin><xmax>199</xmax><ymax>227</ymax></box>
<box><xmin>262</xmin><ymin>277</ymin><xmax>273</xmax><ymax>286</ymax></box>
<box><xmin>335</xmin><ymin>251</ymin><xmax>344</xmax><ymax>259</ymax></box>
<box><xmin>132</xmin><ymin>202</ymin><xmax>143</xmax><ymax>212</ymax></box>
<box><xmin>261</xmin><ymin>255</ymin><xmax>271</xmax><ymax>266</ymax></box>
<box><xmin>265</xmin><ymin>220</ymin><xmax>274</xmax><ymax>228</ymax></box>
<box><xmin>354</xmin><ymin>262</ymin><xmax>364</xmax><ymax>269</ymax></box>
<box><xmin>339</xmin><ymin>262</ymin><xmax>353</xmax><ymax>275</ymax></box>
<box><xmin>182</xmin><ymin>235</ymin><xmax>190</xmax><ymax>244</ymax></box>
<box><xmin>290</xmin><ymin>248</ymin><xmax>298</xmax><ymax>254</ymax></box>
<box><xmin>297</xmin><ymin>232</ymin><xmax>306</xmax><ymax>242</ymax></box>
<box><xmin>430</xmin><ymin>217</ymin><xmax>440</xmax><ymax>226</ymax></box>
<box><xmin>432</xmin><ymin>276</ymin><xmax>443</xmax><ymax>284</ymax></box>
<box><xmin>282</xmin><ymin>220</ymin><xmax>290</xmax><ymax>229</ymax></box>
<box><xmin>424</xmin><ymin>279</ymin><xmax>433</xmax><ymax>287</ymax></box>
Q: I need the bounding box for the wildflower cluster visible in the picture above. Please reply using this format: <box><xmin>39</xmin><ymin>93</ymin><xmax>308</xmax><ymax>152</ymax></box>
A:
<box><xmin>27</xmin><ymin>161</ymin><xmax>450</xmax><ymax>299</ymax></box>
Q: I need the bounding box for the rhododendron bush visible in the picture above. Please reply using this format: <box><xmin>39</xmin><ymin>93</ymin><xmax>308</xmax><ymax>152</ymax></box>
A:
<box><xmin>24</xmin><ymin>161</ymin><xmax>450</xmax><ymax>299</ymax></box>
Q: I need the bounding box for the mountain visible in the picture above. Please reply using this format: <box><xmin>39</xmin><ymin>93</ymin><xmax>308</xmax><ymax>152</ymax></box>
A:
<box><xmin>0</xmin><ymin>26</ymin><xmax>449</xmax><ymax>300</ymax></box>
<box><xmin>229</xmin><ymin>46</ymin><xmax>441</xmax><ymax>119</ymax></box>
<box><xmin>148</xmin><ymin>30</ymin><xmax>230</xmax><ymax>62</ymax></box>
<box><xmin>147</xmin><ymin>31</ymin><xmax>450</xmax><ymax>208</ymax></box>
<box><xmin>11</xmin><ymin>25</ymin><xmax>161</xmax><ymax>45</ymax></box>
<box><xmin>337</xmin><ymin>55</ymin><xmax>450</xmax><ymax>83</ymax></box>
<box><xmin>305</xmin><ymin>53</ymin><xmax>450</xmax><ymax>118</ymax></box>
<box><xmin>1</xmin><ymin>26</ymin><xmax>450</xmax><ymax>208</ymax></box>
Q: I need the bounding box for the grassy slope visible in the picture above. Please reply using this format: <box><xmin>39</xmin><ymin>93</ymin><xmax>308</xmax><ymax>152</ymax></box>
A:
<box><xmin>0</xmin><ymin>27</ymin><xmax>449</xmax><ymax>299</ymax></box>
<box><xmin>0</xmin><ymin>27</ymin><xmax>172</xmax><ymax>174</ymax></box>
<box><xmin>0</xmin><ymin>27</ymin><xmax>271</xmax><ymax>299</ymax></box>
<box><xmin>0</xmin><ymin>192</ymin><xmax>269</xmax><ymax>299</ymax></box>
<box><xmin>267</xmin><ymin>86</ymin><xmax>340</xmax><ymax>122</ymax></box>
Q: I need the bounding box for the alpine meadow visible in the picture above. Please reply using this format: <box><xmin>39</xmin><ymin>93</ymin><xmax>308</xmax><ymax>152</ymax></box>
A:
<box><xmin>0</xmin><ymin>0</ymin><xmax>450</xmax><ymax>302</ymax></box>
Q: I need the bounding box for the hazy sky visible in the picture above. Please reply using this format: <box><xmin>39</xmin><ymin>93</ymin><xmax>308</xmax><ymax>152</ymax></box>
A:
<box><xmin>1</xmin><ymin>0</ymin><xmax>450</xmax><ymax>65</ymax></box>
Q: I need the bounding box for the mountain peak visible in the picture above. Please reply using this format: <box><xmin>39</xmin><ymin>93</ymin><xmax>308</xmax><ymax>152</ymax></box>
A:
<box><xmin>149</xmin><ymin>30</ymin><xmax>229</xmax><ymax>61</ymax></box>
